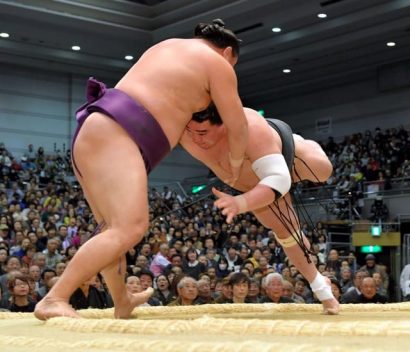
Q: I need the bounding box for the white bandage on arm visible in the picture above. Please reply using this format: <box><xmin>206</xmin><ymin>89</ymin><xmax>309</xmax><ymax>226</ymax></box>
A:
<box><xmin>251</xmin><ymin>154</ymin><xmax>291</xmax><ymax>198</ymax></box>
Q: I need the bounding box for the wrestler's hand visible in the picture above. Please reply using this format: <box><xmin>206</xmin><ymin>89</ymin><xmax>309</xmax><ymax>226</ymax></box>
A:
<box><xmin>212</xmin><ymin>187</ymin><xmax>246</xmax><ymax>224</ymax></box>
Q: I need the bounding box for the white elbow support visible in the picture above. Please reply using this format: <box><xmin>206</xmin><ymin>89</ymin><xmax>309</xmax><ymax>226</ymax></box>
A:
<box><xmin>251</xmin><ymin>154</ymin><xmax>291</xmax><ymax>198</ymax></box>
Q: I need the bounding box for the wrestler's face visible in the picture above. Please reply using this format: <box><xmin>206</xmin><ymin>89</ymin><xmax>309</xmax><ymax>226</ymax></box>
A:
<box><xmin>185</xmin><ymin>121</ymin><xmax>223</xmax><ymax>149</ymax></box>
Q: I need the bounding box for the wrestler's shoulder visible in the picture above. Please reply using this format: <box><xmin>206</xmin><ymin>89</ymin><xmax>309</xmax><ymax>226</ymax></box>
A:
<box><xmin>243</xmin><ymin>108</ymin><xmax>272</xmax><ymax>131</ymax></box>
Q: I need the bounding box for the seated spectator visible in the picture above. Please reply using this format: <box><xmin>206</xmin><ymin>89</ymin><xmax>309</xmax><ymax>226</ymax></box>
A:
<box><xmin>248</xmin><ymin>248</ymin><xmax>262</xmax><ymax>269</ymax></box>
<box><xmin>247</xmin><ymin>278</ymin><xmax>262</xmax><ymax>303</ymax></box>
<box><xmin>63</xmin><ymin>246</ymin><xmax>78</xmax><ymax>264</ymax></box>
<box><xmin>149</xmin><ymin>243</ymin><xmax>171</xmax><ymax>277</ymax></box>
<box><xmin>339</xmin><ymin>268</ymin><xmax>354</xmax><ymax>294</ymax></box>
<box><xmin>31</xmin><ymin>252</ymin><xmax>47</xmax><ymax>272</ymax></box>
<box><xmin>357</xmin><ymin>277</ymin><xmax>387</xmax><ymax>304</ymax></box>
<box><xmin>204</xmin><ymin>248</ymin><xmax>218</xmax><ymax>268</ymax></box>
<box><xmin>0</xmin><ymin>285</ymin><xmax>8</xmax><ymax>310</ymax></box>
<box><xmin>341</xmin><ymin>271</ymin><xmax>369</xmax><ymax>303</ymax></box>
<box><xmin>125</xmin><ymin>275</ymin><xmax>150</xmax><ymax>307</ymax></box>
<box><xmin>260</xmin><ymin>273</ymin><xmax>294</xmax><ymax>303</ymax></box>
<box><xmin>153</xmin><ymin>274</ymin><xmax>175</xmax><ymax>306</ymax></box>
<box><xmin>42</xmin><ymin>238</ymin><xmax>63</xmax><ymax>269</ymax></box>
<box><xmin>92</xmin><ymin>274</ymin><xmax>113</xmax><ymax>308</ymax></box>
<box><xmin>55</xmin><ymin>262</ymin><xmax>66</xmax><ymax>277</ymax></box>
<box><xmin>22</xmin><ymin>244</ymin><xmax>36</xmax><ymax>266</ymax></box>
<box><xmin>0</xmin><ymin>256</ymin><xmax>22</xmax><ymax>295</ymax></box>
<box><xmin>125</xmin><ymin>275</ymin><xmax>143</xmax><ymax>294</ymax></box>
<box><xmin>135</xmin><ymin>255</ymin><xmax>149</xmax><ymax>269</ymax></box>
<box><xmin>136</xmin><ymin>269</ymin><xmax>161</xmax><ymax>306</ymax></box>
<box><xmin>198</xmin><ymin>254</ymin><xmax>208</xmax><ymax>267</ymax></box>
<box><xmin>372</xmin><ymin>272</ymin><xmax>388</xmax><ymax>299</ymax></box>
<box><xmin>10</xmin><ymin>236</ymin><xmax>31</xmax><ymax>259</ymax></box>
<box><xmin>242</xmin><ymin>260</ymin><xmax>255</xmax><ymax>277</ymax></box>
<box><xmin>330</xmin><ymin>278</ymin><xmax>342</xmax><ymax>302</ymax></box>
<box><xmin>215</xmin><ymin>257</ymin><xmax>231</xmax><ymax>278</ymax></box>
<box><xmin>258</xmin><ymin>256</ymin><xmax>272</xmax><ymax>276</ymax></box>
<box><xmin>196</xmin><ymin>278</ymin><xmax>214</xmax><ymax>304</ymax></box>
<box><xmin>28</xmin><ymin>265</ymin><xmax>41</xmax><ymax>291</ymax></box>
<box><xmin>316</xmin><ymin>234</ymin><xmax>327</xmax><ymax>263</ymax></box>
<box><xmin>37</xmin><ymin>268</ymin><xmax>57</xmax><ymax>298</ymax></box>
<box><xmin>325</xmin><ymin>249</ymin><xmax>341</xmax><ymax>278</ymax></box>
<box><xmin>214</xmin><ymin>277</ymin><xmax>233</xmax><ymax>303</ymax></box>
<box><xmin>126</xmin><ymin>247</ymin><xmax>138</xmax><ymax>267</ymax></box>
<box><xmin>169</xmin><ymin>276</ymin><xmax>198</xmax><ymax>306</ymax></box>
<box><xmin>281</xmin><ymin>267</ymin><xmax>293</xmax><ymax>284</ymax></box>
<box><xmin>282</xmin><ymin>280</ymin><xmax>304</xmax><ymax>303</ymax></box>
<box><xmin>69</xmin><ymin>275</ymin><xmax>110</xmax><ymax>310</ymax></box>
<box><xmin>228</xmin><ymin>272</ymin><xmax>251</xmax><ymax>304</ymax></box>
<box><xmin>182</xmin><ymin>248</ymin><xmax>206</xmax><ymax>280</ymax></box>
<box><xmin>27</xmin><ymin>276</ymin><xmax>41</xmax><ymax>303</ymax></box>
<box><xmin>360</xmin><ymin>254</ymin><xmax>388</xmax><ymax>291</ymax></box>
<box><xmin>206</xmin><ymin>267</ymin><xmax>216</xmax><ymax>281</ymax></box>
<box><xmin>6</xmin><ymin>272</ymin><xmax>36</xmax><ymax>312</ymax></box>
<box><xmin>0</xmin><ymin>247</ymin><xmax>8</xmax><ymax>275</ymax></box>
<box><xmin>294</xmin><ymin>278</ymin><xmax>312</xmax><ymax>303</ymax></box>
<box><xmin>289</xmin><ymin>265</ymin><xmax>299</xmax><ymax>279</ymax></box>
<box><xmin>0</xmin><ymin>225</ymin><xmax>10</xmax><ymax>247</ymax></box>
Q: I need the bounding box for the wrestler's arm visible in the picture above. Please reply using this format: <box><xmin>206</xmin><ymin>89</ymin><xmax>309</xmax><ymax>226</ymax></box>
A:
<box><xmin>214</xmin><ymin>109</ymin><xmax>289</xmax><ymax>222</ymax></box>
<box><xmin>208</xmin><ymin>58</ymin><xmax>248</xmax><ymax>182</ymax></box>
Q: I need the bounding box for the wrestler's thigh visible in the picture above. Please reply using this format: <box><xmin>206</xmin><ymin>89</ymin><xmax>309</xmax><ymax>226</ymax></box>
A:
<box><xmin>74</xmin><ymin>168</ymin><xmax>104</xmax><ymax>225</ymax></box>
<box><xmin>293</xmin><ymin>139</ymin><xmax>332</xmax><ymax>182</ymax></box>
<box><xmin>253</xmin><ymin>194</ymin><xmax>299</xmax><ymax>235</ymax></box>
<box><xmin>73</xmin><ymin>112</ymin><xmax>149</xmax><ymax>227</ymax></box>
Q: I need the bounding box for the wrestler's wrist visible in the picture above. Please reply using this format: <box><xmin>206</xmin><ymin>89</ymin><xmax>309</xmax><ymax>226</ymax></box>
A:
<box><xmin>235</xmin><ymin>195</ymin><xmax>248</xmax><ymax>213</ymax></box>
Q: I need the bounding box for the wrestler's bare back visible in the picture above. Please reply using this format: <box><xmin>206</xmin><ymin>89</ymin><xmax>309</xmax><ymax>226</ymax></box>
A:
<box><xmin>115</xmin><ymin>38</ymin><xmax>237</xmax><ymax>148</ymax></box>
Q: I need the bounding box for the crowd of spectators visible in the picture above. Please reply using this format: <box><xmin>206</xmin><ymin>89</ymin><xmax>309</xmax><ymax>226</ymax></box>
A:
<box><xmin>0</xmin><ymin>125</ymin><xmax>409</xmax><ymax>312</ymax></box>
<box><xmin>319</xmin><ymin>126</ymin><xmax>410</xmax><ymax>219</ymax></box>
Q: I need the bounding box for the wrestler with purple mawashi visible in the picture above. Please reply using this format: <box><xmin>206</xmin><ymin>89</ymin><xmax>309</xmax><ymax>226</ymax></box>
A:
<box><xmin>34</xmin><ymin>19</ymin><xmax>248</xmax><ymax>320</ymax></box>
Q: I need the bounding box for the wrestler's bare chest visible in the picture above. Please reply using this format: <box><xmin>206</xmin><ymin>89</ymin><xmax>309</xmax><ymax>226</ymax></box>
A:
<box><xmin>205</xmin><ymin>146</ymin><xmax>259</xmax><ymax>192</ymax></box>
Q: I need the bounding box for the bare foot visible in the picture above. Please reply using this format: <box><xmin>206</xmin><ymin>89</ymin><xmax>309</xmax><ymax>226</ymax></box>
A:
<box><xmin>114</xmin><ymin>287</ymin><xmax>154</xmax><ymax>319</ymax></box>
<box><xmin>322</xmin><ymin>297</ymin><xmax>340</xmax><ymax>315</ymax></box>
<box><xmin>34</xmin><ymin>296</ymin><xmax>81</xmax><ymax>320</ymax></box>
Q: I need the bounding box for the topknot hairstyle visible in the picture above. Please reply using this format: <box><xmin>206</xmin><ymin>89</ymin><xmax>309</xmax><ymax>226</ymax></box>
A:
<box><xmin>192</xmin><ymin>102</ymin><xmax>223</xmax><ymax>125</ymax></box>
<box><xmin>194</xmin><ymin>19</ymin><xmax>241</xmax><ymax>56</ymax></box>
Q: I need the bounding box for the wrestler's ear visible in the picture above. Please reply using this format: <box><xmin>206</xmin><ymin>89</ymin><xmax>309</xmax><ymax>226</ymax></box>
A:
<box><xmin>222</xmin><ymin>47</ymin><xmax>235</xmax><ymax>64</ymax></box>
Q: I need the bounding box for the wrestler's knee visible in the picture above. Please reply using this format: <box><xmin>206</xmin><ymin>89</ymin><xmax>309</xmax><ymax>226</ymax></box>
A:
<box><xmin>317</xmin><ymin>157</ymin><xmax>333</xmax><ymax>182</ymax></box>
<box><xmin>115</xmin><ymin>217</ymin><xmax>149</xmax><ymax>249</ymax></box>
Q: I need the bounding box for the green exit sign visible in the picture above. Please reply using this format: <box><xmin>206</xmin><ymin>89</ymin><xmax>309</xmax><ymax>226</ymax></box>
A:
<box><xmin>361</xmin><ymin>245</ymin><xmax>382</xmax><ymax>254</ymax></box>
<box><xmin>371</xmin><ymin>225</ymin><xmax>382</xmax><ymax>236</ymax></box>
<box><xmin>192</xmin><ymin>185</ymin><xmax>206</xmax><ymax>194</ymax></box>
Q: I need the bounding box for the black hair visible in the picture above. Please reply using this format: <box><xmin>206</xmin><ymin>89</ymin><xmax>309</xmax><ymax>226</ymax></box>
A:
<box><xmin>136</xmin><ymin>268</ymin><xmax>154</xmax><ymax>280</ymax></box>
<box><xmin>194</xmin><ymin>18</ymin><xmax>241</xmax><ymax>56</ymax></box>
<box><xmin>192</xmin><ymin>102</ymin><xmax>223</xmax><ymax>125</ymax></box>
<box><xmin>41</xmin><ymin>268</ymin><xmax>57</xmax><ymax>280</ymax></box>
<box><xmin>229</xmin><ymin>272</ymin><xmax>250</xmax><ymax>287</ymax></box>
